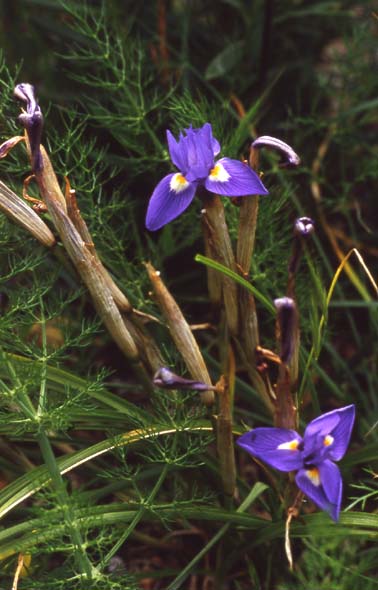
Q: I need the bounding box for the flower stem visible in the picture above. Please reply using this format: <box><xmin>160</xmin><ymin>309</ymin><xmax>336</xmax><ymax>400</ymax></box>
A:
<box><xmin>146</xmin><ymin>262</ymin><xmax>214</xmax><ymax>405</ymax></box>
<box><xmin>36</xmin><ymin>430</ymin><xmax>98</xmax><ymax>579</ymax></box>
<box><xmin>102</xmin><ymin>463</ymin><xmax>169</xmax><ymax>568</ymax></box>
<box><xmin>36</xmin><ymin>303</ymin><xmax>97</xmax><ymax>579</ymax></box>
<box><xmin>214</xmin><ymin>375</ymin><xmax>236</xmax><ymax>498</ymax></box>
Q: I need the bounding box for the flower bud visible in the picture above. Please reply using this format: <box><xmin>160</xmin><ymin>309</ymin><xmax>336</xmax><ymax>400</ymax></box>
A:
<box><xmin>289</xmin><ymin>217</ymin><xmax>315</xmax><ymax>276</ymax></box>
<box><xmin>294</xmin><ymin>216</ymin><xmax>315</xmax><ymax>237</ymax></box>
<box><xmin>14</xmin><ymin>83</ymin><xmax>44</xmax><ymax>172</ymax></box>
<box><xmin>153</xmin><ymin>367</ymin><xmax>214</xmax><ymax>391</ymax></box>
<box><xmin>251</xmin><ymin>136</ymin><xmax>300</xmax><ymax>167</ymax></box>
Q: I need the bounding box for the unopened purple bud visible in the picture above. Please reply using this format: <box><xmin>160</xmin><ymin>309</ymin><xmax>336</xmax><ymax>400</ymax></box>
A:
<box><xmin>288</xmin><ymin>217</ymin><xmax>315</xmax><ymax>277</ymax></box>
<box><xmin>274</xmin><ymin>297</ymin><xmax>298</xmax><ymax>364</ymax></box>
<box><xmin>153</xmin><ymin>367</ymin><xmax>213</xmax><ymax>391</ymax></box>
<box><xmin>294</xmin><ymin>217</ymin><xmax>315</xmax><ymax>237</ymax></box>
<box><xmin>251</xmin><ymin>136</ymin><xmax>300</xmax><ymax>167</ymax></box>
<box><xmin>14</xmin><ymin>83</ymin><xmax>43</xmax><ymax>172</ymax></box>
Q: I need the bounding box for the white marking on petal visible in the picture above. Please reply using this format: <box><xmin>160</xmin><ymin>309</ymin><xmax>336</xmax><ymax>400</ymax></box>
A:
<box><xmin>277</xmin><ymin>439</ymin><xmax>300</xmax><ymax>451</ymax></box>
<box><xmin>208</xmin><ymin>162</ymin><xmax>231</xmax><ymax>183</ymax></box>
<box><xmin>324</xmin><ymin>435</ymin><xmax>334</xmax><ymax>447</ymax></box>
<box><xmin>170</xmin><ymin>173</ymin><xmax>190</xmax><ymax>193</ymax></box>
<box><xmin>305</xmin><ymin>468</ymin><xmax>320</xmax><ymax>486</ymax></box>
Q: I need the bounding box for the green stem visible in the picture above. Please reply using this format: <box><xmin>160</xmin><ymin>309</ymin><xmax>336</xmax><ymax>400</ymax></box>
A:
<box><xmin>37</xmin><ymin>295</ymin><xmax>48</xmax><ymax>416</ymax></box>
<box><xmin>36</xmin><ymin>430</ymin><xmax>97</xmax><ymax>579</ymax></box>
<box><xmin>0</xmin><ymin>346</ymin><xmax>36</xmax><ymax>420</ymax></box>
<box><xmin>102</xmin><ymin>463</ymin><xmax>169</xmax><ymax>568</ymax></box>
<box><xmin>1</xmin><ymin>339</ymin><xmax>96</xmax><ymax>578</ymax></box>
<box><xmin>34</xmin><ymin>301</ymin><xmax>97</xmax><ymax>579</ymax></box>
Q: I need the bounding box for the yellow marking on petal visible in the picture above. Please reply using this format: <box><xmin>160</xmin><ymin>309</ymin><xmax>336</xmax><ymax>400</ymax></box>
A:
<box><xmin>208</xmin><ymin>162</ymin><xmax>230</xmax><ymax>183</ymax></box>
<box><xmin>305</xmin><ymin>468</ymin><xmax>320</xmax><ymax>486</ymax></box>
<box><xmin>324</xmin><ymin>435</ymin><xmax>334</xmax><ymax>446</ymax></box>
<box><xmin>170</xmin><ymin>173</ymin><xmax>190</xmax><ymax>193</ymax></box>
<box><xmin>277</xmin><ymin>439</ymin><xmax>300</xmax><ymax>451</ymax></box>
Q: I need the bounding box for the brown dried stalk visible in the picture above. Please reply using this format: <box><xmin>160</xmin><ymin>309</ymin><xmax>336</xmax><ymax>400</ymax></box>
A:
<box><xmin>201</xmin><ymin>193</ymin><xmax>239</xmax><ymax>335</ymax></box>
<box><xmin>214</xmin><ymin>375</ymin><xmax>236</xmax><ymax>497</ymax></box>
<box><xmin>146</xmin><ymin>262</ymin><xmax>214</xmax><ymax>405</ymax></box>
<box><xmin>0</xmin><ymin>180</ymin><xmax>55</xmax><ymax>248</ymax></box>
<box><xmin>21</xmin><ymin>138</ymin><xmax>155</xmax><ymax>390</ymax></box>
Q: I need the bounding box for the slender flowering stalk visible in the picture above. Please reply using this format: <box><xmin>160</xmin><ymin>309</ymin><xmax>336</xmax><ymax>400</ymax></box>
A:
<box><xmin>200</xmin><ymin>192</ymin><xmax>240</xmax><ymax>334</ymax></box>
<box><xmin>237</xmin><ymin>405</ymin><xmax>355</xmax><ymax>521</ymax></box>
<box><xmin>274</xmin><ymin>297</ymin><xmax>299</xmax><ymax>426</ymax></box>
<box><xmin>274</xmin><ymin>297</ymin><xmax>298</xmax><ymax>365</ymax></box>
<box><xmin>146</xmin><ymin>123</ymin><xmax>268</xmax><ymax>231</ymax></box>
<box><xmin>235</xmin><ymin>146</ymin><xmax>261</xmax><ymax>389</ymax></box>
<box><xmin>146</xmin><ymin>262</ymin><xmax>214</xmax><ymax>404</ymax></box>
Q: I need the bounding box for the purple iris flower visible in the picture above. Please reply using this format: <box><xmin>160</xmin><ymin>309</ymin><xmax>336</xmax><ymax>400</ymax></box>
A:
<box><xmin>237</xmin><ymin>405</ymin><xmax>355</xmax><ymax>521</ymax></box>
<box><xmin>146</xmin><ymin>123</ymin><xmax>268</xmax><ymax>231</ymax></box>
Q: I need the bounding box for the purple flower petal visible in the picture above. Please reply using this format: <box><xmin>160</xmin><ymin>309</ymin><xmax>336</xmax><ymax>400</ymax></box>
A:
<box><xmin>304</xmin><ymin>405</ymin><xmax>355</xmax><ymax>462</ymax></box>
<box><xmin>185</xmin><ymin>125</ymin><xmax>215</xmax><ymax>181</ymax></box>
<box><xmin>296</xmin><ymin>462</ymin><xmax>342</xmax><ymax>521</ymax></box>
<box><xmin>146</xmin><ymin>173</ymin><xmax>197</xmax><ymax>231</ymax></box>
<box><xmin>304</xmin><ymin>408</ymin><xmax>341</xmax><ymax>439</ymax></box>
<box><xmin>167</xmin><ymin>130</ymin><xmax>189</xmax><ymax>174</ymax></box>
<box><xmin>319</xmin><ymin>460</ymin><xmax>342</xmax><ymax>520</ymax></box>
<box><xmin>196</xmin><ymin>123</ymin><xmax>220</xmax><ymax>157</ymax></box>
<box><xmin>237</xmin><ymin>428</ymin><xmax>303</xmax><ymax>472</ymax></box>
<box><xmin>325</xmin><ymin>405</ymin><xmax>355</xmax><ymax>461</ymax></box>
<box><xmin>204</xmin><ymin>157</ymin><xmax>269</xmax><ymax>196</ymax></box>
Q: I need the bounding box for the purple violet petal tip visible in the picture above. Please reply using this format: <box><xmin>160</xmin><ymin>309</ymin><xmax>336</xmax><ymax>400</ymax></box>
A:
<box><xmin>146</xmin><ymin>173</ymin><xmax>197</xmax><ymax>231</ymax></box>
<box><xmin>166</xmin><ymin>129</ymin><xmax>188</xmax><ymax>174</ymax></box>
<box><xmin>204</xmin><ymin>157</ymin><xmax>269</xmax><ymax>196</ymax></box>
<box><xmin>252</xmin><ymin>135</ymin><xmax>300</xmax><ymax>167</ymax></box>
